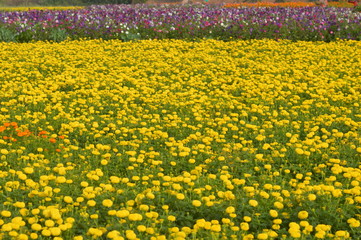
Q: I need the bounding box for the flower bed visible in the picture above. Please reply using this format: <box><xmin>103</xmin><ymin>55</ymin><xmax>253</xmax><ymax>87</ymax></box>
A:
<box><xmin>223</xmin><ymin>1</ymin><xmax>356</xmax><ymax>8</ymax></box>
<box><xmin>0</xmin><ymin>4</ymin><xmax>361</xmax><ymax>42</ymax></box>
<box><xmin>0</xmin><ymin>38</ymin><xmax>361</xmax><ymax>239</ymax></box>
<box><xmin>0</xmin><ymin>6</ymin><xmax>84</xmax><ymax>11</ymax></box>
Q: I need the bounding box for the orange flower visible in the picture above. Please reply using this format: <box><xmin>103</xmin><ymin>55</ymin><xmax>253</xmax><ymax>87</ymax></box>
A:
<box><xmin>0</xmin><ymin>126</ymin><xmax>6</xmax><ymax>132</ymax></box>
<box><xmin>38</xmin><ymin>130</ymin><xmax>48</xmax><ymax>135</ymax></box>
<box><xmin>49</xmin><ymin>138</ymin><xmax>57</xmax><ymax>143</ymax></box>
<box><xmin>3</xmin><ymin>123</ymin><xmax>11</xmax><ymax>127</ymax></box>
<box><xmin>17</xmin><ymin>129</ymin><xmax>31</xmax><ymax>137</ymax></box>
<box><xmin>17</xmin><ymin>131</ymin><xmax>26</xmax><ymax>137</ymax></box>
<box><xmin>58</xmin><ymin>135</ymin><xmax>65</xmax><ymax>139</ymax></box>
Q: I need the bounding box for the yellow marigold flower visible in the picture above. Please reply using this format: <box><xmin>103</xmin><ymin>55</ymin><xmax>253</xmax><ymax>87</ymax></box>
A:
<box><xmin>298</xmin><ymin>211</ymin><xmax>309</xmax><ymax>219</ymax></box>
<box><xmin>315</xmin><ymin>230</ymin><xmax>326</xmax><ymax>239</ymax></box>
<box><xmin>167</xmin><ymin>215</ymin><xmax>176</xmax><ymax>221</ymax></box>
<box><xmin>31</xmin><ymin>223</ymin><xmax>42</xmax><ymax>231</ymax></box>
<box><xmin>116</xmin><ymin>210</ymin><xmax>130</xmax><ymax>218</ymax></box>
<box><xmin>100</xmin><ymin>159</ymin><xmax>108</xmax><ymax>165</ymax></box>
<box><xmin>308</xmin><ymin>194</ymin><xmax>317</xmax><ymax>201</ymax></box>
<box><xmin>269</xmin><ymin>209</ymin><xmax>278</xmax><ymax>218</ymax></box>
<box><xmin>146</xmin><ymin>227</ymin><xmax>155</xmax><ymax>235</ymax></box>
<box><xmin>87</xmin><ymin>228</ymin><xmax>103</xmax><ymax>237</ymax></box>
<box><xmin>347</xmin><ymin>218</ymin><xmax>360</xmax><ymax>228</ymax></box>
<box><xmin>31</xmin><ymin>209</ymin><xmax>40</xmax><ymax>215</ymax></box>
<box><xmin>0</xmin><ymin>149</ymin><xmax>9</xmax><ymax>155</ymax></box>
<box><xmin>295</xmin><ymin>174</ymin><xmax>303</xmax><ymax>180</ymax></box>
<box><xmin>222</xmin><ymin>218</ymin><xmax>231</xmax><ymax>224</ymax></box>
<box><xmin>249</xmin><ymin>199</ymin><xmax>258</xmax><ymax>207</ymax></box>
<box><xmin>289</xmin><ymin>228</ymin><xmax>301</xmax><ymax>238</ymax></box>
<box><xmin>1</xmin><ymin>223</ymin><xmax>12</xmax><ymax>231</ymax></box>
<box><xmin>139</xmin><ymin>204</ymin><xmax>149</xmax><ymax>211</ymax></box>
<box><xmin>45</xmin><ymin>220</ymin><xmax>55</xmax><ymax>227</ymax></box>
<box><xmin>41</xmin><ymin>229</ymin><xmax>51</xmax><ymax>237</ymax></box>
<box><xmin>268</xmin><ymin>231</ymin><xmax>278</xmax><ymax>238</ymax></box>
<box><xmin>28</xmin><ymin>217</ymin><xmax>38</xmax><ymax>225</ymax></box>
<box><xmin>257</xmin><ymin>233</ymin><xmax>268</xmax><ymax>239</ymax></box>
<box><xmin>128</xmin><ymin>213</ymin><xmax>143</xmax><ymax>221</ymax></box>
<box><xmin>320</xmin><ymin>142</ymin><xmax>329</xmax><ymax>148</ymax></box>
<box><xmin>225</xmin><ymin>206</ymin><xmax>236</xmax><ymax>214</ymax></box>
<box><xmin>240</xmin><ymin>222</ymin><xmax>249</xmax><ymax>231</ymax></box>
<box><xmin>300</xmin><ymin>221</ymin><xmax>310</xmax><ymax>227</ymax></box>
<box><xmin>137</xmin><ymin>225</ymin><xmax>147</xmax><ymax>232</ymax></box>
<box><xmin>192</xmin><ymin>200</ymin><xmax>202</xmax><ymax>207</ymax></box>
<box><xmin>102</xmin><ymin>199</ymin><xmax>113</xmax><ymax>207</ymax></box>
<box><xmin>211</xmin><ymin>224</ymin><xmax>221</xmax><ymax>232</ymax></box>
<box><xmin>13</xmin><ymin>202</ymin><xmax>26</xmax><ymax>208</ymax></box>
<box><xmin>255</xmin><ymin>154</ymin><xmax>263</xmax><ymax>160</ymax></box>
<box><xmin>289</xmin><ymin>222</ymin><xmax>300</xmax><ymax>229</ymax></box>
<box><xmin>50</xmin><ymin>227</ymin><xmax>61</xmax><ymax>236</ymax></box>
<box><xmin>63</xmin><ymin>196</ymin><xmax>73</xmax><ymax>203</ymax></box>
<box><xmin>274</xmin><ymin>201</ymin><xmax>284</xmax><ymax>209</ymax></box>
<box><xmin>87</xmin><ymin>200</ymin><xmax>96</xmax><ymax>207</ymax></box>
<box><xmin>335</xmin><ymin>230</ymin><xmax>350</xmax><ymax>238</ymax></box>
<box><xmin>176</xmin><ymin>193</ymin><xmax>185</xmax><ymax>200</ymax></box>
<box><xmin>1</xmin><ymin>210</ymin><xmax>11</xmax><ymax>217</ymax></box>
<box><xmin>49</xmin><ymin>209</ymin><xmax>62</xmax><ymax>220</ymax></box>
<box><xmin>273</xmin><ymin>219</ymin><xmax>282</xmax><ymax>225</ymax></box>
<box><xmin>170</xmin><ymin>227</ymin><xmax>179</xmax><ymax>233</ymax></box>
<box><xmin>23</xmin><ymin>167</ymin><xmax>34</xmax><ymax>174</ymax></box>
<box><xmin>316</xmin><ymin>224</ymin><xmax>331</xmax><ymax>232</ymax></box>
<box><xmin>146</xmin><ymin>192</ymin><xmax>155</xmax><ymax>199</ymax></box>
<box><xmin>107</xmin><ymin>230</ymin><xmax>121</xmax><ymax>238</ymax></box>
<box><xmin>17</xmin><ymin>234</ymin><xmax>28</xmax><ymax>240</ymax></box>
<box><xmin>295</xmin><ymin>148</ymin><xmax>304</xmax><ymax>155</ymax></box>
<box><xmin>125</xmin><ymin>230</ymin><xmax>137</xmax><ymax>240</ymax></box>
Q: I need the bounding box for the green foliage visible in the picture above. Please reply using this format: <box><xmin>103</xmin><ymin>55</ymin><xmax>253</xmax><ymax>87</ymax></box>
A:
<box><xmin>0</xmin><ymin>27</ymin><xmax>15</xmax><ymax>42</ymax></box>
<box><xmin>49</xmin><ymin>28</ymin><xmax>68</xmax><ymax>42</ymax></box>
<box><xmin>16</xmin><ymin>29</ymin><xmax>34</xmax><ymax>42</ymax></box>
<box><xmin>352</xmin><ymin>5</ymin><xmax>361</xmax><ymax>12</ymax></box>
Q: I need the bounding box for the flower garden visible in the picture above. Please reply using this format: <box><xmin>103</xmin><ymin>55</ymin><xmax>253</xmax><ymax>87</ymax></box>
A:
<box><xmin>0</xmin><ymin>3</ymin><xmax>361</xmax><ymax>240</ymax></box>
<box><xmin>0</xmin><ymin>4</ymin><xmax>361</xmax><ymax>42</ymax></box>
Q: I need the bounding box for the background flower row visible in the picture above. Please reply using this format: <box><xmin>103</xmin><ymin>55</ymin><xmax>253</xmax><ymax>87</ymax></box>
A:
<box><xmin>0</xmin><ymin>4</ymin><xmax>361</xmax><ymax>42</ymax></box>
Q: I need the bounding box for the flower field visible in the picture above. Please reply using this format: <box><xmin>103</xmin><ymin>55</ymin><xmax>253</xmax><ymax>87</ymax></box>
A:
<box><xmin>223</xmin><ymin>1</ymin><xmax>358</xmax><ymax>8</ymax></box>
<box><xmin>0</xmin><ymin>6</ymin><xmax>84</xmax><ymax>12</ymax></box>
<box><xmin>0</xmin><ymin>36</ymin><xmax>361</xmax><ymax>239</ymax></box>
<box><xmin>1</xmin><ymin>4</ymin><xmax>361</xmax><ymax>42</ymax></box>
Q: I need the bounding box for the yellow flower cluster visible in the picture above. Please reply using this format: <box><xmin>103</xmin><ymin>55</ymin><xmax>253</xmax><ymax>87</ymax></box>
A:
<box><xmin>0</xmin><ymin>39</ymin><xmax>360</xmax><ymax>239</ymax></box>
